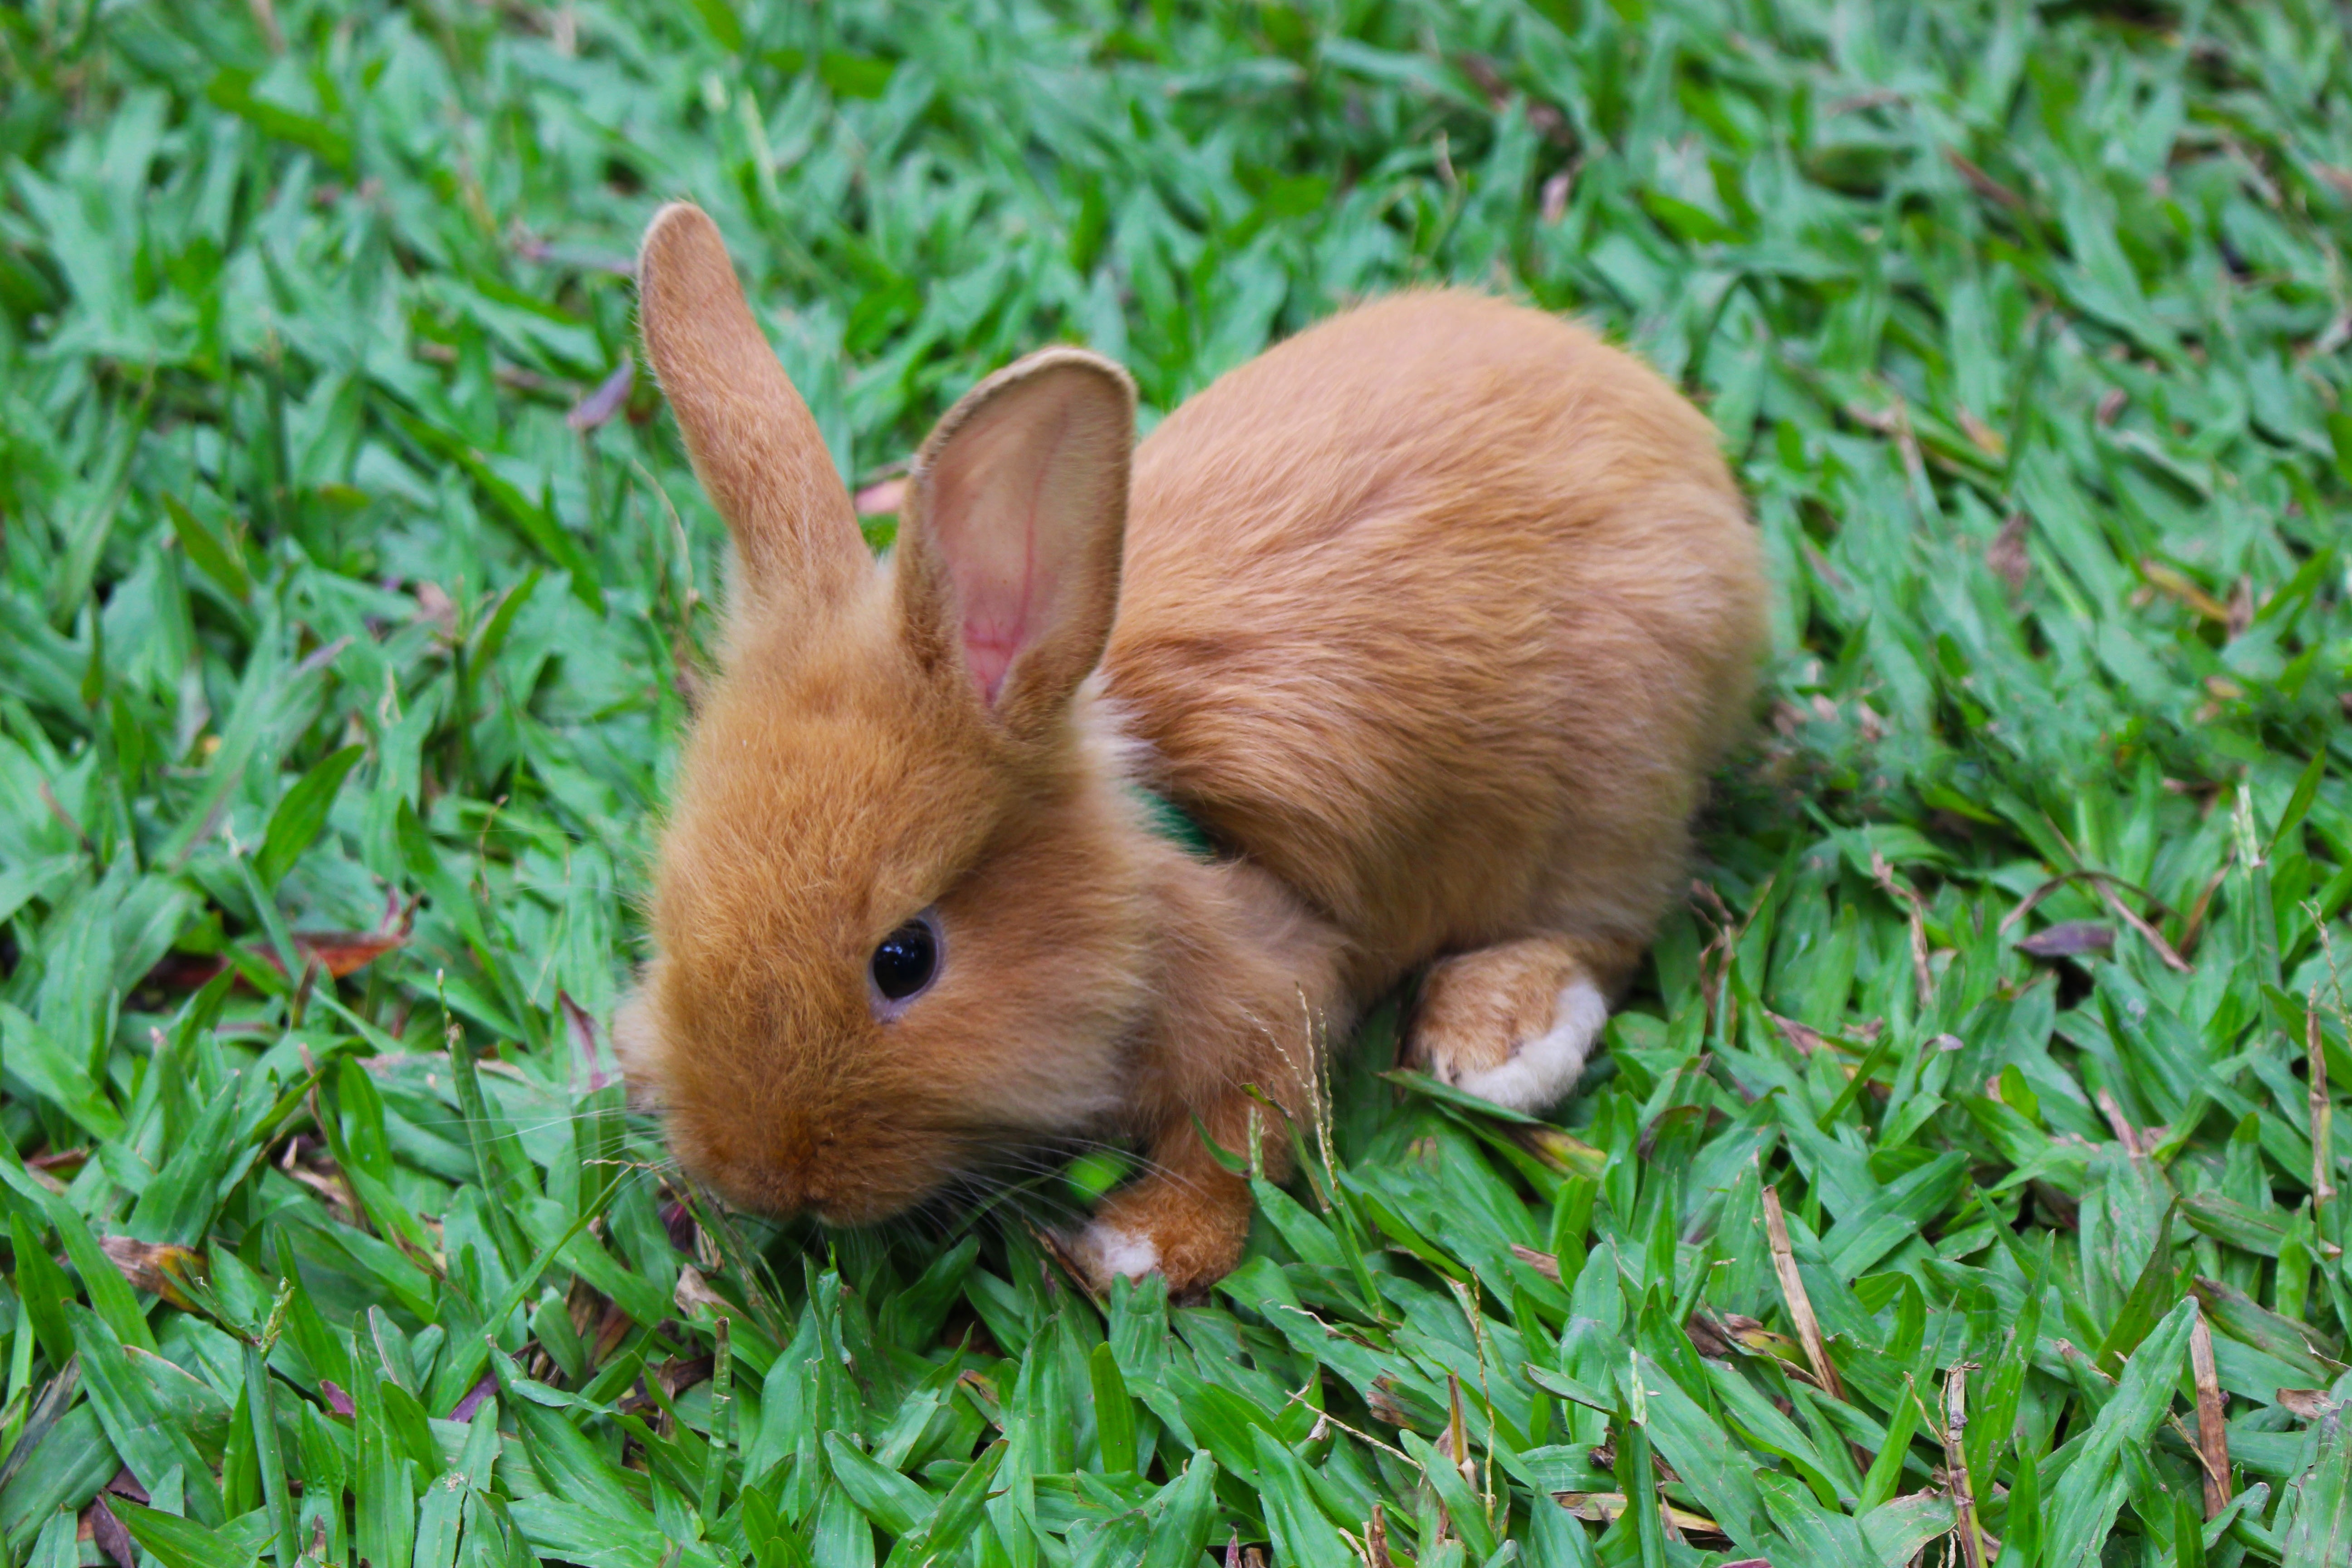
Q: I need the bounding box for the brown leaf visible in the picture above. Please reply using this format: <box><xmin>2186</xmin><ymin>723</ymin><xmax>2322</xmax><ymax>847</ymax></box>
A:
<box><xmin>672</xmin><ymin>1263</ymin><xmax>731</xmax><ymax>1318</ymax></box>
<box><xmin>656</xmin><ymin>1354</ymin><xmax>715</xmax><ymax>1398</ymax></box>
<box><xmin>2277</xmin><ymin>1388</ymin><xmax>2333</xmax><ymax>1421</ymax></box>
<box><xmin>1509</xmin><ymin>1243</ymin><xmax>1562</xmax><ymax>1283</ymax></box>
<box><xmin>98</xmin><ymin>1236</ymin><xmax>207</xmax><ymax>1311</ymax></box>
<box><xmin>1771</xmin><ymin>1013</ymin><xmax>1828</xmax><ymax>1057</ymax></box>
<box><xmin>142</xmin><ymin>928</ymin><xmax>402</xmax><ymax>994</ymax></box>
<box><xmin>83</xmin><ymin>1498</ymin><xmax>135</xmax><ymax>1568</ymax></box>
<box><xmin>1364</xmin><ymin>1377</ymin><xmax>1413</xmax><ymax>1427</ymax></box>
<box><xmin>292</xmin><ymin>929</ymin><xmax>404</xmax><ymax>978</ymax></box>
<box><xmin>2015</xmin><ymin>921</ymin><xmax>2115</xmax><ymax>959</ymax></box>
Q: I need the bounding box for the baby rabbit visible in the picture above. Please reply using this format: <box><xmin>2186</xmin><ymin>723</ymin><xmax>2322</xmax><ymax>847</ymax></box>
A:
<box><xmin>617</xmin><ymin>203</ymin><xmax>1766</xmax><ymax>1295</ymax></box>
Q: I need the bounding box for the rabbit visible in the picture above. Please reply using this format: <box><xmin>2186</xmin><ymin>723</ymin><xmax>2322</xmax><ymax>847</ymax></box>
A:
<box><xmin>615</xmin><ymin>201</ymin><xmax>1767</xmax><ymax>1296</ymax></box>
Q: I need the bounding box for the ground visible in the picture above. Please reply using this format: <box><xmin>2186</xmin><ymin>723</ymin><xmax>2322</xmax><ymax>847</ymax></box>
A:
<box><xmin>0</xmin><ymin>1</ymin><xmax>2349</xmax><ymax>1565</ymax></box>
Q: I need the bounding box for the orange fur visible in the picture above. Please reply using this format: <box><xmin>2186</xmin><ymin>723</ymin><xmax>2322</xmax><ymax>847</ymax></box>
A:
<box><xmin>618</xmin><ymin>205</ymin><xmax>1766</xmax><ymax>1294</ymax></box>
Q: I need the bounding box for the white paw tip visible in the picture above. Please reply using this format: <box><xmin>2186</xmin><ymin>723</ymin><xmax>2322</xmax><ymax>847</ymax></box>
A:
<box><xmin>1078</xmin><ymin>1221</ymin><xmax>1160</xmax><ymax>1281</ymax></box>
<box><xmin>1453</xmin><ymin>978</ymin><xmax>1608</xmax><ymax>1114</ymax></box>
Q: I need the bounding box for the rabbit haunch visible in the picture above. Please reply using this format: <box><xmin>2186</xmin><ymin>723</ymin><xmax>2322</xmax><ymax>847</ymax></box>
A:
<box><xmin>617</xmin><ymin>202</ymin><xmax>1766</xmax><ymax>1294</ymax></box>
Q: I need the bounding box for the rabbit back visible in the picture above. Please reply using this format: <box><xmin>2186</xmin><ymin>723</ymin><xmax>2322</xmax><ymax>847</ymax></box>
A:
<box><xmin>1100</xmin><ymin>290</ymin><xmax>1766</xmax><ymax>991</ymax></box>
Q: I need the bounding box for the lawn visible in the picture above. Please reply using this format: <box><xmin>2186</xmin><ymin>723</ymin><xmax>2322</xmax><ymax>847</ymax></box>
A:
<box><xmin>1</xmin><ymin>0</ymin><xmax>2349</xmax><ymax>1564</ymax></box>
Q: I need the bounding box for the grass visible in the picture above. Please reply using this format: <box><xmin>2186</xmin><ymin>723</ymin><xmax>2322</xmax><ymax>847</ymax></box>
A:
<box><xmin>1</xmin><ymin>0</ymin><xmax>2349</xmax><ymax>1563</ymax></box>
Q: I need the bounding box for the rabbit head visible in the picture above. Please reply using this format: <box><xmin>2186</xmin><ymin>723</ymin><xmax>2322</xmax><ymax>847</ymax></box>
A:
<box><xmin>616</xmin><ymin>204</ymin><xmax>1154</xmax><ymax>1225</ymax></box>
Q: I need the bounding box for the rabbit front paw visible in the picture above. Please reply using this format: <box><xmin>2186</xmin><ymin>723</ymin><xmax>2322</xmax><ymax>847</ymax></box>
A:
<box><xmin>1410</xmin><ymin>937</ymin><xmax>1619</xmax><ymax>1114</ymax></box>
<box><xmin>1070</xmin><ymin>1172</ymin><xmax>1251</xmax><ymax>1300</ymax></box>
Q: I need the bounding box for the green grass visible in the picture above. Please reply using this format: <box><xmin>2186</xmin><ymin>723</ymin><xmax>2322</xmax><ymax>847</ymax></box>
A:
<box><xmin>1</xmin><ymin>0</ymin><xmax>2350</xmax><ymax>1563</ymax></box>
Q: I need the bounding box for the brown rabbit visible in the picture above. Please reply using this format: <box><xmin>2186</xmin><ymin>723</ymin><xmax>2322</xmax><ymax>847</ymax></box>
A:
<box><xmin>616</xmin><ymin>202</ymin><xmax>1766</xmax><ymax>1295</ymax></box>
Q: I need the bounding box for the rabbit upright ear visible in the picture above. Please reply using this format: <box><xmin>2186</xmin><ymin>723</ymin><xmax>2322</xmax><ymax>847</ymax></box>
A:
<box><xmin>638</xmin><ymin>203</ymin><xmax>865</xmax><ymax>617</ymax></box>
<box><xmin>898</xmin><ymin>348</ymin><xmax>1136</xmax><ymax>744</ymax></box>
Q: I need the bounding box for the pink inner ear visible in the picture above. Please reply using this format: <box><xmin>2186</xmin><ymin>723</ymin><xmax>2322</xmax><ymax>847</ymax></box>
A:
<box><xmin>931</xmin><ymin>405</ymin><xmax>1076</xmax><ymax>706</ymax></box>
<box><xmin>961</xmin><ymin>618</ymin><xmax>1026</xmax><ymax>704</ymax></box>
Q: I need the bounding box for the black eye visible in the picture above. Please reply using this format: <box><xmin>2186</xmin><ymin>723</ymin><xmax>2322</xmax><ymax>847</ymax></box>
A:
<box><xmin>869</xmin><ymin>915</ymin><xmax>940</xmax><ymax>1007</ymax></box>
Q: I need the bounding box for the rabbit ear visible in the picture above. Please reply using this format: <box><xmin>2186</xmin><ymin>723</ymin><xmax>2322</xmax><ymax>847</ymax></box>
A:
<box><xmin>898</xmin><ymin>348</ymin><xmax>1135</xmax><ymax>743</ymax></box>
<box><xmin>637</xmin><ymin>203</ymin><xmax>865</xmax><ymax>617</ymax></box>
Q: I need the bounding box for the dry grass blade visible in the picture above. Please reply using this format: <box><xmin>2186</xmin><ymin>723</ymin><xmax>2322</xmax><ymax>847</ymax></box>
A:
<box><xmin>1996</xmin><ymin>869</ymin><xmax>2176</xmax><ymax>933</ymax></box>
<box><xmin>1364</xmin><ymin>1501</ymin><xmax>1394</xmax><ymax>1568</ymax></box>
<box><xmin>2091</xmin><ymin>877</ymin><xmax>2195</xmax><ymax>975</ymax></box>
<box><xmin>2276</xmin><ymin>1388</ymin><xmax>2332</xmax><ymax>1421</ymax></box>
<box><xmin>1943</xmin><ymin>147</ymin><xmax>2026</xmax><ymax>208</ymax></box>
<box><xmin>1761</xmin><ymin>1183</ymin><xmax>1847</xmax><ymax>1403</ymax></box>
<box><xmin>2313</xmin><ymin>990</ymin><xmax>2337</xmax><ymax>1230</ymax></box>
<box><xmin>2140</xmin><ymin>560</ymin><xmax>2235</xmax><ymax>624</ymax></box>
<box><xmin>1869</xmin><ymin>851</ymin><xmax>1936</xmax><ymax>1009</ymax></box>
<box><xmin>2014</xmin><ymin>921</ymin><xmax>2115</xmax><ymax>958</ymax></box>
<box><xmin>1027</xmin><ymin>1221</ymin><xmax>1108</xmax><ymax>1306</ymax></box>
<box><xmin>2189</xmin><ymin>1307</ymin><xmax>2231</xmax><ymax>1515</ymax></box>
<box><xmin>2096</xmin><ymin>1089</ymin><xmax>2147</xmax><ymax>1161</ymax></box>
<box><xmin>1553</xmin><ymin>1494</ymin><xmax>1729</xmax><ymax>1542</ymax></box>
<box><xmin>1516</xmin><ymin>1124</ymin><xmax>1607</xmax><ymax>1177</ymax></box>
<box><xmin>1943</xmin><ymin>1364</ymin><xmax>1988</xmax><ymax>1568</ymax></box>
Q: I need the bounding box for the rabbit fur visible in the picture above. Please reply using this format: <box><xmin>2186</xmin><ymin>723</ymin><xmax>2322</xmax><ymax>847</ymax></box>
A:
<box><xmin>616</xmin><ymin>202</ymin><xmax>1766</xmax><ymax>1295</ymax></box>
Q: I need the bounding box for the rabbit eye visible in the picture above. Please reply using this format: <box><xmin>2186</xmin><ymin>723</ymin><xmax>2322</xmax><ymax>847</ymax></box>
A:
<box><xmin>869</xmin><ymin>913</ymin><xmax>941</xmax><ymax>1012</ymax></box>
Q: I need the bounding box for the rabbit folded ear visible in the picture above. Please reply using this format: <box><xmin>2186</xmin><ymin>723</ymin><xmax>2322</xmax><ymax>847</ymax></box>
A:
<box><xmin>898</xmin><ymin>348</ymin><xmax>1136</xmax><ymax>744</ymax></box>
<box><xmin>637</xmin><ymin>203</ymin><xmax>865</xmax><ymax>619</ymax></box>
